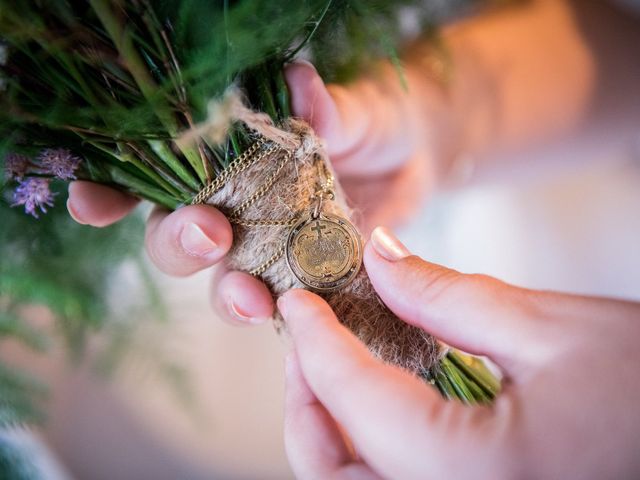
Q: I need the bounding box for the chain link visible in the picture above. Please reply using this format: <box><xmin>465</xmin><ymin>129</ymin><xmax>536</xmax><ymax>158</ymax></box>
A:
<box><xmin>229</xmin><ymin>216</ymin><xmax>300</xmax><ymax>227</ymax></box>
<box><xmin>191</xmin><ymin>136</ymin><xmax>334</xmax><ymax>277</ymax></box>
<box><xmin>248</xmin><ymin>244</ymin><xmax>286</xmax><ymax>277</ymax></box>
<box><xmin>229</xmin><ymin>148</ymin><xmax>292</xmax><ymax>218</ymax></box>
<box><xmin>190</xmin><ymin>137</ymin><xmax>274</xmax><ymax>205</ymax></box>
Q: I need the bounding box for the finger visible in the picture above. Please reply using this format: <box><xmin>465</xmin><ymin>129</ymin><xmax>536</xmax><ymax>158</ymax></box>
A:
<box><xmin>365</xmin><ymin>226</ymin><xmax>556</xmax><ymax>372</ymax></box>
<box><xmin>278</xmin><ymin>289</ymin><xmax>499</xmax><ymax>480</ymax></box>
<box><xmin>285</xmin><ymin>352</ymin><xmax>381</xmax><ymax>480</ymax></box>
<box><xmin>285</xmin><ymin>61</ymin><xmax>365</xmax><ymax>157</ymax></box>
<box><xmin>67</xmin><ymin>181</ymin><xmax>139</xmax><ymax>227</ymax></box>
<box><xmin>285</xmin><ymin>61</ymin><xmax>414</xmax><ymax>177</ymax></box>
<box><xmin>213</xmin><ymin>270</ymin><xmax>274</xmax><ymax>326</ymax></box>
<box><xmin>145</xmin><ymin>205</ymin><xmax>232</xmax><ymax>277</ymax></box>
<box><xmin>284</xmin><ymin>351</ymin><xmax>360</xmax><ymax>480</ymax></box>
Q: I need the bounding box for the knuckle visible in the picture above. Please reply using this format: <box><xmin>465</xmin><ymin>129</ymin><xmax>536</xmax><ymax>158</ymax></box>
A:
<box><xmin>144</xmin><ymin>228</ymin><xmax>193</xmax><ymax>276</ymax></box>
<box><xmin>414</xmin><ymin>265</ymin><xmax>509</xmax><ymax>316</ymax></box>
<box><xmin>415</xmin><ymin>264</ymin><xmax>467</xmax><ymax>305</ymax></box>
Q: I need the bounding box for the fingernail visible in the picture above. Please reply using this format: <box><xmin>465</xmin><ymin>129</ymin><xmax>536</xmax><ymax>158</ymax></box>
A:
<box><xmin>66</xmin><ymin>199</ymin><xmax>87</xmax><ymax>225</ymax></box>
<box><xmin>180</xmin><ymin>222</ymin><xmax>217</xmax><ymax>257</ymax></box>
<box><xmin>291</xmin><ymin>59</ymin><xmax>316</xmax><ymax>71</ymax></box>
<box><xmin>370</xmin><ymin>226</ymin><xmax>411</xmax><ymax>261</ymax></box>
<box><xmin>228</xmin><ymin>301</ymin><xmax>269</xmax><ymax>325</ymax></box>
<box><xmin>277</xmin><ymin>296</ymin><xmax>288</xmax><ymax>318</ymax></box>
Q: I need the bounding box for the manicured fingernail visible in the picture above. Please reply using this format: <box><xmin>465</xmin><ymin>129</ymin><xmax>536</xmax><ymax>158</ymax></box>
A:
<box><xmin>277</xmin><ymin>296</ymin><xmax>288</xmax><ymax>318</ymax></box>
<box><xmin>228</xmin><ymin>301</ymin><xmax>268</xmax><ymax>325</ymax></box>
<box><xmin>180</xmin><ymin>222</ymin><xmax>217</xmax><ymax>257</ymax></box>
<box><xmin>66</xmin><ymin>199</ymin><xmax>87</xmax><ymax>225</ymax></box>
<box><xmin>370</xmin><ymin>226</ymin><xmax>411</xmax><ymax>261</ymax></box>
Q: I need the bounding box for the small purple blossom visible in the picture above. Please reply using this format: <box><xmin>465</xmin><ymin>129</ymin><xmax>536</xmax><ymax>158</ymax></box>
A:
<box><xmin>38</xmin><ymin>148</ymin><xmax>82</xmax><ymax>180</ymax></box>
<box><xmin>4</xmin><ymin>153</ymin><xmax>31</xmax><ymax>180</ymax></box>
<box><xmin>11</xmin><ymin>177</ymin><xmax>56</xmax><ymax>218</ymax></box>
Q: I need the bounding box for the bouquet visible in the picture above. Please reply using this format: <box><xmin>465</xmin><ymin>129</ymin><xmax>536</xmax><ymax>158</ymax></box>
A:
<box><xmin>1</xmin><ymin>0</ymin><xmax>500</xmax><ymax>406</ymax></box>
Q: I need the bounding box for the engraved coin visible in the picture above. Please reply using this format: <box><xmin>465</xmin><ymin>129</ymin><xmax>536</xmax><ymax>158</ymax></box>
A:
<box><xmin>286</xmin><ymin>213</ymin><xmax>362</xmax><ymax>291</ymax></box>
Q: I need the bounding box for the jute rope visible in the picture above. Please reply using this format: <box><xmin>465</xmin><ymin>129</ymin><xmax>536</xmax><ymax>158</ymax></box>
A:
<box><xmin>190</xmin><ymin>114</ymin><xmax>441</xmax><ymax>375</ymax></box>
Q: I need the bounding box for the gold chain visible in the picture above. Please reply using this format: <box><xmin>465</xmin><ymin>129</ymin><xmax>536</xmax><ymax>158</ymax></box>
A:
<box><xmin>238</xmin><ymin>149</ymin><xmax>300</xmax><ymax>275</ymax></box>
<box><xmin>228</xmin><ymin>148</ymin><xmax>293</xmax><ymax>220</ymax></box>
<box><xmin>244</xmin><ymin>159</ymin><xmax>334</xmax><ymax>275</ymax></box>
<box><xmin>191</xmin><ymin>136</ymin><xmax>334</xmax><ymax>277</ymax></box>
<box><xmin>231</xmin><ymin>217</ymin><xmax>300</xmax><ymax>227</ymax></box>
<box><xmin>310</xmin><ymin>161</ymin><xmax>335</xmax><ymax>219</ymax></box>
<box><xmin>190</xmin><ymin>137</ymin><xmax>275</xmax><ymax>205</ymax></box>
<box><xmin>248</xmin><ymin>244</ymin><xmax>286</xmax><ymax>276</ymax></box>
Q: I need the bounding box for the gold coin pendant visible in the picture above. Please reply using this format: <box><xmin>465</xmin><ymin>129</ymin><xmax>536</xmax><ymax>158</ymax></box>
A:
<box><xmin>286</xmin><ymin>213</ymin><xmax>362</xmax><ymax>292</ymax></box>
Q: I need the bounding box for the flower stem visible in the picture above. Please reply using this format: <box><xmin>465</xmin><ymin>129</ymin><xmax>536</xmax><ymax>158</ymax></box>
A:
<box><xmin>89</xmin><ymin>0</ymin><xmax>207</xmax><ymax>184</ymax></box>
<box><xmin>103</xmin><ymin>164</ymin><xmax>180</xmax><ymax>209</ymax></box>
<box><xmin>427</xmin><ymin>350</ymin><xmax>500</xmax><ymax>405</ymax></box>
<box><xmin>448</xmin><ymin>350</ymin><xmax>500</xmax><ymax>398</ymax></box>
<box><xmin>274</xmin><ymin>65</ymin><xmax>291</xmax><ymax>119</ymax></box>
<box><xmin>148</xmin><ymin>140</ymin><xmax>200</xmax><ymax>192</ymax></box>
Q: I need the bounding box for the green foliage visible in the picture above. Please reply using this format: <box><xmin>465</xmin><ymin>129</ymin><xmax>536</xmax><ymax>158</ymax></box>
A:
<box><xmin>309</xmin><ymin>0</ymin><xmax>422</xmax><ymax>83</ymax></box>
<box><xmin>0</xmin><ymin>437</ymin><xmax>39</xmax><ymax>480</ymax></box>
<box><xmin>0</xmin><ymin>181</ymin><xmax>145</xmax><ymax>352</ymax></box>
<box><xmin>0</xmin><ymin>0</ymin><xmax>468</xmax><ymax>209</ymax></box>
<box><xmin>0</xmin><ymin>173</ymin><xmax>191</xmax><ymax>437</ymax></box>
<box><xmin>432</xmin><ymin>350</ymin><xmax>500</xmax><ymax>404</ymax></box>
<box><xmin>0</xmin><ymin>362</ymin><xmax>47</xmax><ymax>429</ymax></box>
<box><xmin>0</xmin><ymin>174</ymin><xmax>153</xmax><ymax>424</ymax></box>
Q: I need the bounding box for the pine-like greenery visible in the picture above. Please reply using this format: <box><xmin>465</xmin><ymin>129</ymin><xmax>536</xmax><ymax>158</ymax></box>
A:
<box><xmin>0</xmin><ymin>0</ymin><xmax>461</xmax><ymax>208</ymax></box>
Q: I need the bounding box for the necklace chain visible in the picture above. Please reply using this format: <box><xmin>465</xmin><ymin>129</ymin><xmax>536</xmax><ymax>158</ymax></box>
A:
<box><xmin>190</xmin><ymin>137</ymin><xmax>273</xmax><ymax>205</ymax></box>
<box><xmin>191</xmin><ymin>135</ymin><xmax>334</xmax><ymax>276</ymax></box>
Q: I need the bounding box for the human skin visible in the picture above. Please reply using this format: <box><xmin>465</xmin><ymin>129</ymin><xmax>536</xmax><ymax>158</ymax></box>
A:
<box><xmin>279</xmin><ymin>226</ymin><xmax>640</xmax><ymax>480</ymax></box>
<box><xmin>66</xmin><ymin>0</ymin><xmax>640</xmax><ymax>324</ymax></box>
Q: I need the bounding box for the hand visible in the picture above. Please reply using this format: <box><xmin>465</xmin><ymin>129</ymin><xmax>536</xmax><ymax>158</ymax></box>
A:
<box><xmin>68</xmin><ymin>61</ymin><xmax>438</xmax><ymax>325</ymax></box>
<box><xmin>279</xmin><ymin>226</ymin><xmax>640</xmax><ymax>480</ymax></box>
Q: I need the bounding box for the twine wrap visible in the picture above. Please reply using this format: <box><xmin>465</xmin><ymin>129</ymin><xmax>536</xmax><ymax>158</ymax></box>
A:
<box><xmin>198</xmin><ymin>114</ymin><xmax>440</xmax><ymax>375</ymax></box>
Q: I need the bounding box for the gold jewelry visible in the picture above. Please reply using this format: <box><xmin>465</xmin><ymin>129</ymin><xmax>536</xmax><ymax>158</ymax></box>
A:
<box><xmin>190</xmin><ymin>137</ymin><xmax>274</xmax><ymax>206</ymax></box>
<box><xmin>286</xmin><ymin>212</ymin><xmax>362</xmax><ymax>291</ymax></box>
<box><xmin>285</xmin><ymin>161</ymin><xmax>362</xmax><ymax>291</ymax></box>
<box><xmin>192</xmin><ymin>135</ymin><xmax>363</xmax><ymax>290</ymax></box>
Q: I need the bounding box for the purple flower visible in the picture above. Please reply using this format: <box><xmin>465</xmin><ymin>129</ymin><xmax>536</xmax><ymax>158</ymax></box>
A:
<box><xmin>38</xmin><ymin>148</ymin><xmax>81</xmax><ymax>180</ymax></box>
<box><xmin>4</xmin><ymin>153</ymin><xmax>31</xmax><ymax>180</ymax></box>
<box><xmin>11</xmin><ymin>177</ymin><xmax>56</xmax><ymax>218</ymax></box>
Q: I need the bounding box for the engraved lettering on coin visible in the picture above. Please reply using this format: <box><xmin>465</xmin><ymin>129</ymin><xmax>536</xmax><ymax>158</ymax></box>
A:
<box><xmin>286</xmin><ymin>213</ymin><xmax>362</xmax><ymax>291</ymax></box>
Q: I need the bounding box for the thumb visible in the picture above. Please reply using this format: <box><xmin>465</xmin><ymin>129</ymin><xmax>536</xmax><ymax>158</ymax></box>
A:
<box><xmin>364</xmin><ymin>227</ymin><xmax>552</xmax><ymax>374</ymax></box>
<box><xmin>285</xmin><ymin>61</ymin><xmax>367</xmax><ymax>159</ymax></box>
